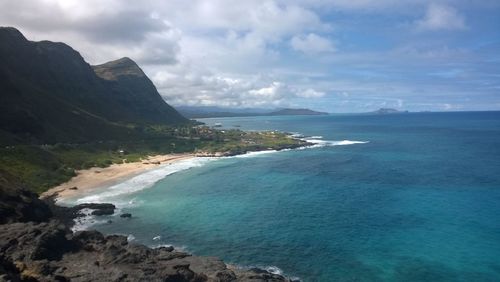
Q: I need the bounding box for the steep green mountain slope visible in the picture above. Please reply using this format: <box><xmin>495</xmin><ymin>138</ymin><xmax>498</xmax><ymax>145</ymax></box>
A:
<box><xmin>0</xmin><ymin>27</ymin><xmax>187</xmax><ymax>145</ymax></box>
<box><xmin>92</xmin><ymin>57</ymin><xmax>186</xmax><ymax>125</ymax></box>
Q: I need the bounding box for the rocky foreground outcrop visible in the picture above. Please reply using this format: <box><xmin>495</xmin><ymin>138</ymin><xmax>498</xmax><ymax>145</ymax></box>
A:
<box><xmin>0</xmin><ymin>172</ymin><xmax>293</xmax><ymax>281</ymax></box>
<box><xmin>0</xmin><ymin>172</ymin><xmax>52</xmax><ymax>225</ymax></box>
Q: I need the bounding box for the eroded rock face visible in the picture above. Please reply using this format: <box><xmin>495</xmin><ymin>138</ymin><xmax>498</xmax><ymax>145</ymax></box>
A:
<box><xmin>0</xmin><ymin>171</ymin><xmax>52</xmax><ymax>224</ymax></box>
<box><xmin>0</xmin><ymin>220</ymin><xmax>201</xmax><ymax>281</ymax></box>
<box><xmin>120</xmin><ymin>213</ymin><xmax>132</xmax><ymax>218</ymax></box>
<box><xmin>0</xmin><ymin>220</ymin><xmax>291</xmax><ymax>281</ymax></box>
<box><xmin>0</xmin><ymin>172</ymin><xmax>293</xmax><ymax>281</ymax></box>
<box><xmin>74</xmin><ymin>203</ymin><xmax>116</xmax><ymax>216</ymax></box>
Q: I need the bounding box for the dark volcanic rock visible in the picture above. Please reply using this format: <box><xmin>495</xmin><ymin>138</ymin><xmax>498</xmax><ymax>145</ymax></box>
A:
<box><xmin>0</xmin><ymin>170</ymin><xmax>293</xmax><ymax>281</ymax></box>
<box><xmin>0</xmin><ymin>169</ymin><xmax>52</xmax><ymax>224</ymax></box>
<box><xmin>0</xmin><ymin>220</ymin><xmax>292</xmax><ymax>281</ymax></box>
<box><xmin>235</xmin><ymin>268</ymin><xmax>292</xmax><ymax>281</ymax></box>
<box><xmin>45</xmin><ymin>201</ymin><xmax>116</xmax><ymax>227</ymax></box>
<box><xmin>0</xmin><ymin>221</ymin><xmax>201</xmax><ymax>281</ymax></box>
<box><xmin>120</xmin><ymin>213</ymin><xmax>132</xmax><ymax>218</ymax></box>
<box><xmin>75</xmin><ymin>203</ymin><xmax>116</xmax><ymax>216</ymax></box>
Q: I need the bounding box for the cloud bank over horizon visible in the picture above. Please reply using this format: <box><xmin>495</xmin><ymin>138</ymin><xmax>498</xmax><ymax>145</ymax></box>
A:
<box><xmin>1</xmin><ymin>0</ymin><xmax>499</xmax><ymax>112</ymax></box>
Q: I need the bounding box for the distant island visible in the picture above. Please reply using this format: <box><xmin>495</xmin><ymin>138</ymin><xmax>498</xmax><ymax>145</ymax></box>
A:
<box><xmin>269</xmin><ymin>108</ymin><xmax>329</xmax><ymax>116</ymax></box>
<box><xmin>369</xmin><ymin>108</ymin><xmax>409</xmax><ymax>114</ymax></box>
<box><xmin>177</xmin><ymin>106</ymin><xmax>329</xmax><ymax>118</ymax></box>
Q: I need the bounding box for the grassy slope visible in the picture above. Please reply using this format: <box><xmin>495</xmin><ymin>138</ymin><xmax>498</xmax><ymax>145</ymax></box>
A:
<box><xmin>0</xmin><ymin>128</ymin><xmax>305</xmax><ymax>194</ymax></box>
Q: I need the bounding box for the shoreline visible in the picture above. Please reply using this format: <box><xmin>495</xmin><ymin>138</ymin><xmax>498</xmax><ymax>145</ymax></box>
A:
<box><xmin>2</xmin><ymin>176</ymin><xmax>292</xmax><ymax>281</ymax></box>
<box><xmin>41</xmin><ymin>137</ymin><xmax>311</xmax><ymax>202</ymax></box>
<box><xmin>40</xmin><ymin>153</ymin><xmax>196</xmax><ymax>201</ymax></box>
<box><xmin>35</xmin><ymin>139</ymin><xmax>322</xmax><ymax>281</ymax></box>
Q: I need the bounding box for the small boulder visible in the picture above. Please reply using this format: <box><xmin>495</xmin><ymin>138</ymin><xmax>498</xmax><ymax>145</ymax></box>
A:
<box><xmin>158</xmin><ymin>246</ymin><xmax>174</xmax><ymax>252</ymax></box>
<box><xmin>72</xmin><ymin>203</ymin><xmax>116</xmax><ymax>217</ymax></box>
<box><xmin>120</xmin><ymin>213</ymin><xmax>132</xmax><ymax>218</ymax></box>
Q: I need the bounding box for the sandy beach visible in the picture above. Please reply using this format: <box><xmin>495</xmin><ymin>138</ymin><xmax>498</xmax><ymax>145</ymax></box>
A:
<box><xmin>41</xmin><ymin>153</ymin><xmax>195</xmax><ymax>200</ymax></box>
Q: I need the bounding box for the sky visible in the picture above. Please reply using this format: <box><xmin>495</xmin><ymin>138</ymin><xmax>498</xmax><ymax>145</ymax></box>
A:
<box><xmin>1</xmin><ymin>0</ymin><xmax>499</xmax><ymax>113</ymax></box>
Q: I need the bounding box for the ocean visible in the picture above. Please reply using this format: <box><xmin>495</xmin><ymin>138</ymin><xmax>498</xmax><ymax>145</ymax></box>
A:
<box><xmin>63</xmin><ymin>112</ymin><xmax>500</xmax><ymax>281</ymax></box>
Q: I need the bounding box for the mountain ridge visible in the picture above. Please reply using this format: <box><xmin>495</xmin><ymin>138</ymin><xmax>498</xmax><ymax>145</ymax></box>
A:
<box><xmin>0</xmin><ymin>27</ymin><xmax>187</xmax><ymax>145</ymax></box>
<box><xmin>93</xmin><ymin>57</ymin><xmax>146</xmax><ymax>80</ymax></box>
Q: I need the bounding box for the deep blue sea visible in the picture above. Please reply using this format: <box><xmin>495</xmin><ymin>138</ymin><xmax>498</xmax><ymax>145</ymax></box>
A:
<box><xmin>67</xmin><ymin>112</ymin><xmax>500</xmax><ymax>281</ymax></box>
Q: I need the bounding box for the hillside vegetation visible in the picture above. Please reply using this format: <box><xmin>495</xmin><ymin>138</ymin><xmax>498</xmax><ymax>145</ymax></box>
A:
<box><xmin>0</xmin><ymin>27</ymin><xmax>306</xmax><ymax>193</ymax></box>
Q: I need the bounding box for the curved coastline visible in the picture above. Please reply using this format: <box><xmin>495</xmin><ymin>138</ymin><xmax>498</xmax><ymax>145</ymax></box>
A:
<box><xmin>41</xmin><ymin>153</ymin><xmax>197</xmax><ymax>202</ymax></box>
<box><xmin>44</xmin><ymin>135</ymin><xmax>369</xmax><ymax>205</ymax></box>
<box><xmin>40</xmin><ymin>135</ymin><xmax>369</xmax><ymax>281</ymax></box>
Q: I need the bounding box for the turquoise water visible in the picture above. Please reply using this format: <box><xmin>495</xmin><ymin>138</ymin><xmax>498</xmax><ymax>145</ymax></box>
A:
<box><xmin>80</xmin><ymin>112</ymin><xmax>500</xmax><ymax>281</ymax></box>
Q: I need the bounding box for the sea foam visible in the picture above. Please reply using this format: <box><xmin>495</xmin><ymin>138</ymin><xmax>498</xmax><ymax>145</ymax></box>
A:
<box><xmin>68</xmin><ymin>133</ymin><xmax>369</xmax><ymax>231</ymax></box>
<box><xmin>234</xmin><ymin>150</ymin><xmax>278</xmax><ymax>158</ymax></box>
<box><xmin>73</xmin><ymin>136</ymin><xmax>368</xmax><ymax>205</ymax></box>
<box><xmin>302</xmin><ymin>137</ymin><xmax>369</xmax><ymax>148</ymax></box>
<box><xmin>231</xmin><ymin>264</ymin><xmax>299</xmax><ymax>281</ymax></box>
<box><xmin>75</xmin><ymin>157</ymin><xmax>215</xmax><ymax>205</ymax></box>
<box><xmin>71</xmin><ymin>208</ymin><xmax>110</xmax><ymax>232</ymax></box>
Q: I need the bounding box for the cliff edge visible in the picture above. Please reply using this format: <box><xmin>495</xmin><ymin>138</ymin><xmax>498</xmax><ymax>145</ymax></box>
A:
<box><xmin>0</xmin><ymin>170</ymin><xmax>293</xmax><ymax>281</ymax></box>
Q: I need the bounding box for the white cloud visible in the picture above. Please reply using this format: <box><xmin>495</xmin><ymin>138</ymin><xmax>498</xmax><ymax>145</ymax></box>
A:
<box><xmin>153</xmin><ymin>68</ymin><xmax>291</xmax><ymax>108</ymax></box>
<box><xmin>396</xmin><ymin>99</ymin><xmax>404</xmax><ymax>108</ymax></box>
<box><xmin>152</xmin><ymin>65</ymin><xmax>326</xmax><ymax>108</ymax></box>
<box><xmin>0</xmin><ymin>0</ymin><xmax>181</xmax><ymax>65</ymax></box>
<box><xmin>0</xmin><ymin>0</ymin><xmax>496</xmax><ymax>112</ymax></box>
<box><xmin>248</xmin><ymin>82</ymin><xmax>286</xmax><ymax>99</ymax></box>
<box><xmin>0</xmin><ymin>0</ymin><xmax>332</xmax><ymax>109</ymax></box>
<box><xmin>296</xmin><ymin>88</ymin><xmax>326</xmax><ymax>98</ymax></box>
<box><xmin>172</xmin><ymin>1</ymin><xmax>325</xmax><ymax>39</ymax></box>
<box><xmin>416</xmin><ymin>3</ymin><xmax>467</xmax><ymax>31</ymax></box>
<box><xmin>443</xmin><ymin>103</ymin><xmax>462</xmax><ymax>111</ymax></box>
<box><xmin>291</xmin><ymin>33</ymin><xmax>336</xmax><ymax>54</ymax></box>
<box><xmin>296</xmin><ymin>0</ymin><xmax>403</xmax><ymax>10</ymax></box>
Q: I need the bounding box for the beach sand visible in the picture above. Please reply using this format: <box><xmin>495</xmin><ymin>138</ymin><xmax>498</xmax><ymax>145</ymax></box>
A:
<box><xmin>41</xmin><ymin>153</ymin><xmax>195</xmax><ymax>200</ymax></box>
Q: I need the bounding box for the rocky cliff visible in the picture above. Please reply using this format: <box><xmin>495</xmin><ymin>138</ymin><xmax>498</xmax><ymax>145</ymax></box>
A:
<box><xmin>0</xmin><ymin>171</ymin><xmax>292</xmax><ymax>281</ymax></box>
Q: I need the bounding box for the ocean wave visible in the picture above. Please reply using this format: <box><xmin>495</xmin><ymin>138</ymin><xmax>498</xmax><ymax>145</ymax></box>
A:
<box><xmin>70</xmin><ymin>134</ymin><xmax>368</xmax><ymax>212</ymax></box>
<box><xmin>230</xmin><ymin>264</ymin><xmax>284</xmax><ymax>275</ymax></box>
<box><xmin>71</xmin><ymin>208</ymin><xmax>111</xmax><ymax>232</ymax></box>
<box><xmin>230</xmin><ymin>264</ymin><xmax>300</xmax><ymax>281</ymax></box>
<box><xmin>75</xmin><ymin>157</ymin><xmax>215</xmax><ymax>204</ymax></box>
<box><xmin>73</xmin><ymin>149</ymin><xmax>290</xmax><ymax>205</ymax></box>
<box><xmin>234</xmin><ymin>137</ymin><xmax>367</xmax><ymax>158</ymax></box>
<box><xmin>265</xmin><ymin>266</ymin><xmax>284</xmax><ymax>275</ymax></box>
<box><xmin>151</xmin><ymin>243</ymin><xmax>189</xmax><ymax>253</ymax></box>
<box><xmin>302</xmin><ymin>138</ymin><xmax>369</xmax><ymax>148</ymax></box>
<box><xmin>233</xmin><ymin>150</ymin><xmax>278</xmax><ymax>158</ymax></box>
<box><xmin>309</xmin><ymin>135</ymin><xmax>323</xmax><ymax>139</ymax></box>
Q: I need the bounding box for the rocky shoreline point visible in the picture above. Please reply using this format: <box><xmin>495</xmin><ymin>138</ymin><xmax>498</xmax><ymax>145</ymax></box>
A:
<box><xmin>0</xmin><ymin>172</ymin><xmax>297</xmax><ymax>281</ymax></box>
